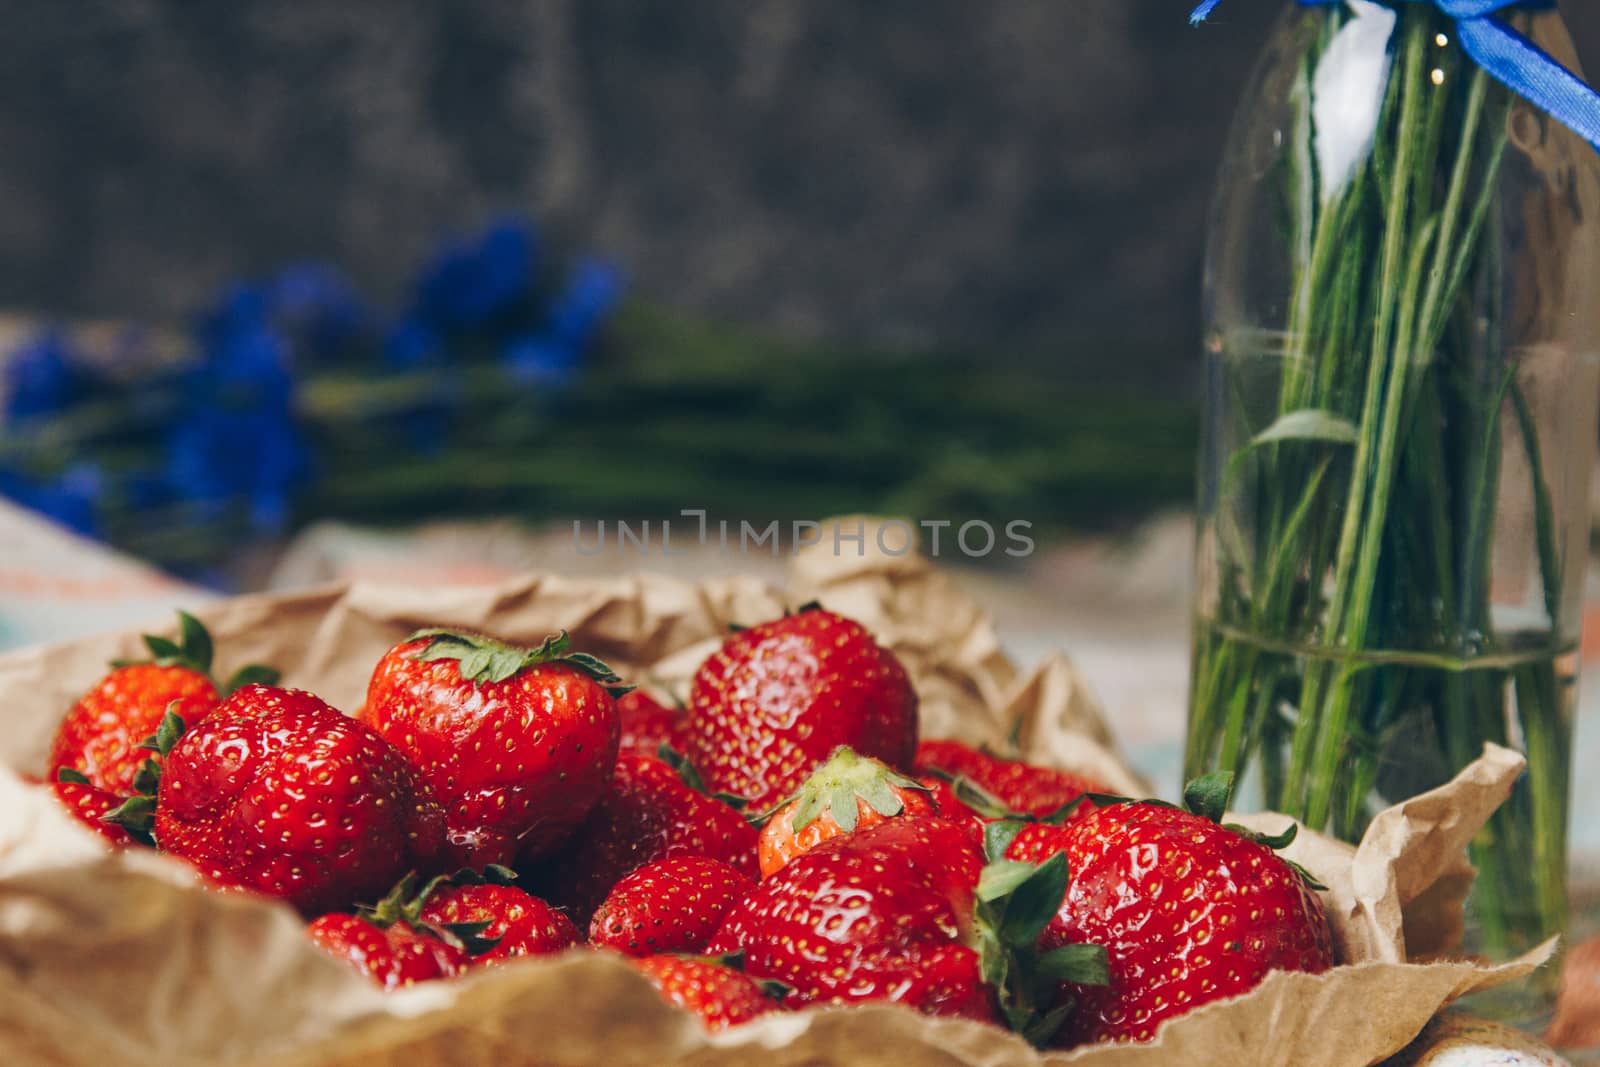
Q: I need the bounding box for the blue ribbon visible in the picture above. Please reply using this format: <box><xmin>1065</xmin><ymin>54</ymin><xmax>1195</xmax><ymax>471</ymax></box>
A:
<box><xmin>1190</xmin><ymin>0</ymin><xmax>1600</xmax><ymax>153</ymax></box>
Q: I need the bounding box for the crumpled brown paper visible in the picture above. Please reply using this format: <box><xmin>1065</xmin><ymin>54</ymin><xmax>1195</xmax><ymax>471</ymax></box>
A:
<box><xmin>0</xmin><ymin>534</ymin><xmax>1553</xmax><ymax>1067</ymax></box>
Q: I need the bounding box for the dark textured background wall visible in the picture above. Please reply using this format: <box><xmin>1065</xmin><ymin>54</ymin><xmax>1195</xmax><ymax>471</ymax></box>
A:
<box><xmin>0</xmin><ymin>2</ymin><xmax>1595</xmax><ymax>381</ymax></box>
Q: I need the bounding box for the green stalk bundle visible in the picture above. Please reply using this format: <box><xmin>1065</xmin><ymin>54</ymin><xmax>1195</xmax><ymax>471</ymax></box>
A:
<box><xmin>1186</xmin><ymin>3</ymin><xmax>1572</xmax><ymax>991</ymax></box>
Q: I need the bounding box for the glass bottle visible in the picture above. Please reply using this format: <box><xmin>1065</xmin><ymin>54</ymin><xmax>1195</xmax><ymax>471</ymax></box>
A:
<box><xmin>1186</xmin><ymin>0</ymin><xmax>1600</xmax><ymax>1022</ymax></box>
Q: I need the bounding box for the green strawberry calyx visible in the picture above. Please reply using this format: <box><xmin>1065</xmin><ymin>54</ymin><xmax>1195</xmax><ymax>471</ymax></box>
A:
<box><xmin>754</xmin><ymin>745</ymin><xmax>929</xmax><ymax>831</ymax></box>
<box><xmin>974</xmin><ymin>834</ymin><xmax>1109</xmax><ymax>1047</ymax></box>
<box><xmin>359</xmin><ymin>865</ymin><xmax>518</xmax><ymax>957</ymax></box>
<box><xmin>110</xmin><ymin>610</ymin><xmax>281</xmax><ymax>697</ymax></box>
<box><xmin>921</xmin><ymin>767</ymin><xmax>1091</xmax><ymax>827</ymax></box>
<box><xmin>99</xmin><ymin>704</ymin><xmax>188</xmax><ymax>847</ymax></box>
<box><xmin>656</xmin><ymin>744</ymin><xmax>750</xmax><ymax>812</ymax></box>
<box><xmin>408</xmin><ymin>628</ymin><xmax>633</xmax><ymax>698</ymax></box>
<box><xmin>1079</xmin><ymin>771</ymin><xmax>1328</xmax><ymax>892</ymax></box>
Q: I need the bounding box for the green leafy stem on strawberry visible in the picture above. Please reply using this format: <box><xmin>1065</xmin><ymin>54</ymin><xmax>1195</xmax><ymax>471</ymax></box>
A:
<box><xmin>754</xmin><ymin>744</ymin><xmax>931</xmax><ymax>831</ymax></box>
<box><xmin>86</xmin><ymin>703</ymin><xmax>189</xmax><ymax>847</ymax></box>
<box><xmin>111</xmin><ymin>610</ymin><xmax>281</xmax><ymax>698</ymax></box>
<box><xmin>974</xmin><ymin>835</ymin><xmax>1109</xmax><ymax>1045</ymax></box>
<box><xmin>357</xmin><ymin>866</ymin><xmax>521</xmax><ymax>956</ymax></box>
<box><xmin>920</xmin><ymin>767</ymin><xmax>1088</xmax><ymax>826</ymax></box>
<box><xmin>407</xmin><ymin>628</ymin><xmax>633</xmax><ymax>699</ymax></box>
<box><xmin>656</xmin><ymin>743</ymin><xmax>751</xmax><ymax>814</ymax></box>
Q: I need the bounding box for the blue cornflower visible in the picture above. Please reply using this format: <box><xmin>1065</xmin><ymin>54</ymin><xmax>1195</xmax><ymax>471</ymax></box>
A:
<box><xmin>0</xmin><ymin>462</ymin><xmax>104</xmax><ymax>537</ymax></box>
<box><xmin>382</xmin><ymin>318</ymin><xmax>456</xmax><ymax>453</ymax></box>
<box><xmin>544</xmin><ymin>259</ymin><xmax>624</xmax><ymax>347</ymax></box>
<box><xmin>415</xmin><ymin>218</ymin><xmax>538</xmax><ymax>330</ymax></box>
<box><xmin>164</xmin><ymin>319</ymin><xmax>309</xmax><ymax>533</ymax></box>
<box><xmin>502</xmin><ymin>259</ymin><xmax>624</xmax><ymax>387</ymax></box>
<box><xmin>383</xmin><ymin>317</ymin><xmax>438</xmax><ymax>370</ymax></box>
<box><xmin>3</xmin><ymin>331</ymin><xmax>83</xmax><ymax>423</ymax></box>
<box><xmin>272</xmin><ymin>263</ymin><xmax>368</xmax><ymax>360</ymax></box>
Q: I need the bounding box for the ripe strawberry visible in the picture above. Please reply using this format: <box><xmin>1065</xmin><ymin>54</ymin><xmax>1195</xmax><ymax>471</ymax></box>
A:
<box><xmin>307</xmin><ymin>874</ymin><xmax>474</xmax><ymax>990</ymax></box>
<box><xmin>1005</xmin><ymin>774</ymin><xmax>1333</xmax><ymax>1045</ymax></box>
<box><xmin>709</xmin><ymin>815</ymin><xmax>1106</xmax><ymax>1040</ymax></box>
<box><xmin>308</xmin><ymin>913</ymin><xmax>469</xmax><ymax>990</ymax></box>
<box><xmin>363</xmin><ymin>630</ymin><xmax>624</xmax><ymax>867</ymax></box>
<box><xmin>630</xmin><ymin>954</ymin><xmax>787</xmax><ymax>1030</ymax></box>
<box><xmin>416</xmin><ymin>866</ymin><xmax>579</xmax><ymax>966</ymax></box>
<box><xmin>50</xmin><ymin>770</ymin><xmax>137</xmax><ymax>846</ymax></box>
<box><xmin>616</xmin><ymin>689</ymin><xmax>687</xmax><ymax>758</ymax></box>
<box><xmin>47</xmin><ymin>611</ymin><xmax>277</xmax><ymax>794</ymax></box>
<box><xmin>545</xmin><ymin>752</ymin><xmax>759</xmax><ymax>923</ymax></box>
<box><xmin>590</xmin><ymin>856</ymin><xmax>754</xmax><ymax>957</ymax></box>
<box><xmin>150</xmin><ymin>685</ymin><xmax>447</xmax><ymax>915</ymax></box>
<box><xmin>686</xmin><ymin>607</ymin><xmax>918</xmax><ymax>810</ymax></box>
<box><xmin>915</xmin><ymin>739</ymin><xmax>1105</xmax><ymax>820</ymax></box>
<box><xmin>756</xmin><ymin>746</ymin><xmax>935</xmax><ymax>877</ymax></box>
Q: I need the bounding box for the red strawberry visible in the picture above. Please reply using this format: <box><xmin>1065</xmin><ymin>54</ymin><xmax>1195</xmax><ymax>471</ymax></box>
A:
<box><xmin>546</xmin><ymin>752</ymin><xmax>759</xmax><ymax>923</ymax></box>
<box><xmin>617</xmin><ymin>689</ymin><xmax>687</xmax><ymax>758</ymax></box>
<box><xmin>686</xmin><ymin>607</ymin><xmax>918</xmax><ymax>810</ymax></box>
<box><xmin>307</xmin><ymin>874</ymin><xmax>474</xmax><ymax>990</ymax></box>
<box><xmin>1006</xmin><ymin>774</ymin><xmax>1333</xmax><ymax>1045</ymax></box>
<box><xmin>630</xmin><ymin>954</ymin><xmax>787</xmax><ymax>1030</ymax></box>
<box><xmin>50</xmin><ymin>771</ymin><xmax>136</xmax><ymax>847</ymax></box>
<box><xmin>590</xmin><ymin>856</ymin><xmax>754</xmax><ymax>957</ymax></box>
<box><xmin>756</xmin><ymin>746</ymin><xmax>936</xmax><ymax>877</ymax></box>
<box><xmin>416</xmin><ymin>866</ymin><xmax>579</xmax><ymax>966</ymax></box>
<box><xmin>47</xmin><ymin>611</ymin><xmax>276</xmax><ymax>794</ymax></box>
<box><xmin>363</xmin><ymin>630</ymin><xmax>623</xmax><ymax>867</ymax></box>
<box><xmin>915</xmin><ymin>739</ymin><xmax>1104</xmax><ymax>820</ymax></box>
<box><xmin>709</xmin><ymin>815</ymin><xmax>1105</xmax><ymax>1040</ymax></box>
<box><xmin>150</xmin><ymin>685</ymin><xmax>446</xmax><ymax>915</ymax></box>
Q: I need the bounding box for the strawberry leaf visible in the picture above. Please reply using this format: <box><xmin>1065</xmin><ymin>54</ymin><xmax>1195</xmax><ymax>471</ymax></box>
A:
<box><xmin>828</xmin><ymin>785</ymin><xmax>860</xmax><ymax>833</ymax></box>
<box><xmin>222</xmin><ymin>664</ymin><xmax>281</xmax><ymax>697</ymax></box>
<box><xmin>975</xmin><ymin>851</ymin><xmax>1079</xmax><ymax>1048</ymax></box>
<box><xmin>409</xmin><ymin>629</ymin><xmax>629</xmax><ymax>694</ymax></box>
<box><xmin>176</xmin><ymin>611</ymin><xmax>214</xmax><ymax>674</ymax></box>
<box><xmin>1022</xmin><ymin>1004</ymin><xmax>1072</xmax><ymax>1047</ymax></box>
<box><xmin>766</xmin><ymin>745</ymin><xmax>925</xmax><ymax>836</ymax></box>
<box><xmin>135</xmin><ymin>706</ymin><xmax>188</xmax><ymax>759</ymax></box>
<box><xmin>101</xmin><ymin>794</ymin><xmax>157</xmax><ymax>845</ymax></box>
<box><xmin>976</xmin><ymin>859</ymin><xmax>1040</xmax><ymax>903</ymax></box>
<box><xmin>1037</xmin><ymin>943</ymin><xmax>1110</xmax><ymax>986</ymax></box>
<box><xmin>1286</xmin><ymin>859</ymin><xmax>1329</xmax><ymax>892</ymax></box>
<box><xmin>983</xmin><ymin>820</ymin><xmax>1027</xmax><ymax>864</ymax></box>
<box><xmin>1225</xmin><ymin>820</ymin><xmax>1299</xmax><ymax>851</ymax></box>
<box><xmin>755</xmin><ymin>978</ymin><xmax>792</xmax><ymax>1002</ymax></box>
<box><xmin>130</xmin><ymin>758</ymin><xmax>161</xmax><ymax>796</ymax></box>
<box><xmin>1183</xmin><ymin>772</ymin><xmax>1235</xmax><ymax>823</ymax></box>
<box><xmin>438</xmin><ymin>920</ymin><xmax>503</xmax><ymax>957</ymax></box>
<box><xmin>997</xmin><ymin>854</ymin><xmax>1068</xmax><ymax>946</ymax></box>
<box><xmin>55</xmin><ymin>768</ymin><xmax>90</xmax><ymax>785</ymax></box>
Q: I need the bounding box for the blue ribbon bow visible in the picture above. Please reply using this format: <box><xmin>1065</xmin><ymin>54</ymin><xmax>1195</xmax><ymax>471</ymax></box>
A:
<box><xmin>1190</xmin><ymin>0</ymin><xmax>1600</xmax><ymax>153</ymax></box>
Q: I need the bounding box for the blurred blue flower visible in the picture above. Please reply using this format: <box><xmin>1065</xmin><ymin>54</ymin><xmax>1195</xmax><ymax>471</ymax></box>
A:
<box><xmin>384</xmin><ymin>317</ymin><xmax>439</xmax><ymax>370</ymax></box>
<box><xmin>415</xmin><ymin>219</ymin><xmax>537</xmax><ymax>330</ymax></box>
<box><xmin>3</xmin><ymin>331</ymin><xmax>84</xmax><ymax>422</ymax></box>
<box><xmin>503</xmin><ymin>335</ymin><xmax>580</xmax><ymax>387</ymax></box>
<box><xmin>0</xmin><ymin>462</ymin><xmax>104</xmax><ymax>537</ymax></box>
<box><xmin>383</xmin><ymin>319</ymin><xmax>455</xmax><ymax>453</ymax></box>
<box><xmin>272</xmin><ymin>263</ymin><xmax>369</xmax><ymax>360</ymax></box>
<box><xmin>545</xmin><ymin>259</ymin><xmax>625</xmax><ymax>347</ymax></box>
<box><xmin>502</xmin><ymin>259</ymin><xmax>624</xmax><ymax>387</ymax></box>
<box><xmin>164</xmin><ymin>319</ymin><xmax>309</xmax><ymax>534</ymax></box>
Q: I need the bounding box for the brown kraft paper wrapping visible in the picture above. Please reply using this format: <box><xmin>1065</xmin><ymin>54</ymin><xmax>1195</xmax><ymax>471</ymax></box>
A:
<box><xmin>0</xmin><ymin>526</ymin><xmax>1553</xmax><ymax>1067</ymax></box>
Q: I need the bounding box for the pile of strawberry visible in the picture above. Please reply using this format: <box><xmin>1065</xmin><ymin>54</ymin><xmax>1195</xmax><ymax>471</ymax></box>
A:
<box><xmin>42</xmin><ymin>607</ymin><xmax>1334</xmax><ymax>1048</ymax></box>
